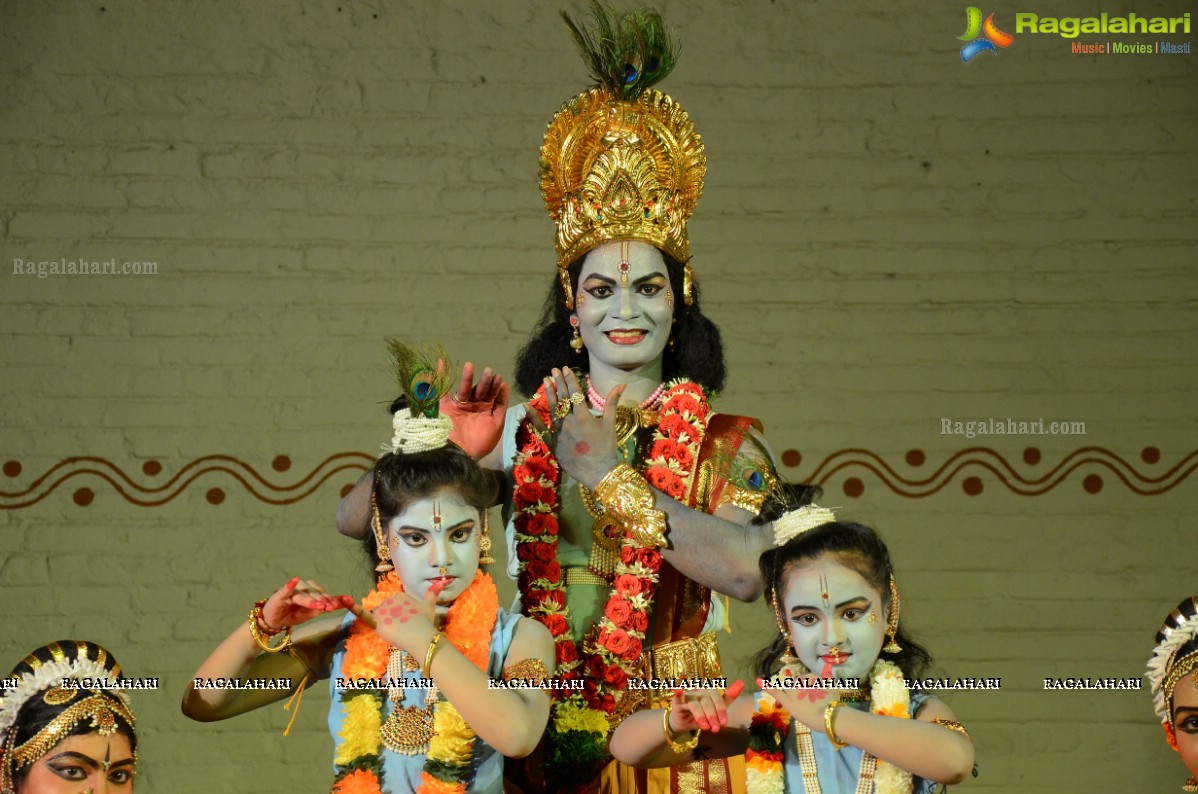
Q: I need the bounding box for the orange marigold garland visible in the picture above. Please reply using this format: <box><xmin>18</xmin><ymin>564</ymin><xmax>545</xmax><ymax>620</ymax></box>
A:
<box><xmin>332</xmin><ymin>570</ymin><xmax>499</xmax><ymax>794</ymax></box>
<box><xmin>514</xmin><ymin>378</ymin><xmax>710</xmax><ymax>788</ymax></box>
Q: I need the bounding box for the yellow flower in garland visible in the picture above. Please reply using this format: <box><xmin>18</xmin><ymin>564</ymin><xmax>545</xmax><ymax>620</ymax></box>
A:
<box><xmin>332</xmin><ymin>570</ymin><xmax>500</xmax><ymax>794</ymax></box>
<box><xmin>552</xmin><ymin>698</ymin><xmax>611</xmax><ymax>737</ymax></box>
<box><xmin>427</xmin><ymin>701</ymin><xmax>474</xmax><ymax>765</ymax></box>
<box><xmin>334</xmin><ymin>694</ymin><xmax>383</xmax><ymax>765</ymax></box>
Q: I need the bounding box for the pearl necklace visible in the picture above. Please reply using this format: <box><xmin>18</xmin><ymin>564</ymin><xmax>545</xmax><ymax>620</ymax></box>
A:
<box><xmin>585</xmin><ymin>378</ymin><xmax>666</xmax><ymax>411</ymax></box>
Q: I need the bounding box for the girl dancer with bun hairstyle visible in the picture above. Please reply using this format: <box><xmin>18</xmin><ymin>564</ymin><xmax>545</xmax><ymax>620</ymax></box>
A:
<box><xmin>610</xmin><ymin>496</ymin><xmax>975</xmax><ymax>793</ymax></box>
<box><xmin>183</xmin><ymin>341</ymin><xmax>554</xmax><ymax>794</ymax></box>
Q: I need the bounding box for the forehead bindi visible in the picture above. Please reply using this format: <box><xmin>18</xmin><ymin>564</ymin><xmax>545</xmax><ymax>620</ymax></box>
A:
<box><xmin>388</xmin><ymin>494</ymin><xmax>476</xmax><ymax>533</ymax></box>
<box><xmin>580</xmin><ymin>241</ymin><xmax>667</xmax><ymax>283</ymax></box>
<box><xmin>784</xmin><ymin>560</ymin><xmax>878</xmax><ymax>611</ymax></box>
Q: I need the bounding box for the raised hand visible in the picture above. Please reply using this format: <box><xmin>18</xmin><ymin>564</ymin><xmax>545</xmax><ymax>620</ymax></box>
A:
<box><xmin>367</xmin><ymin>579</ymin><xmax>446</xmax><ymax>656</ymax></box>
<box><xmin>533</xmin><ymin>367</ymin><xmax>623</xmax><ymax>489</ymax></box>
<box><xmin>442</xmin><ymin>362</ymin><xmax>510</xmax><ymax>459</ymax></box>
<box><xmin>758</xmin><ymin>664</ymin><xmax>840</xmax><ymax>731</ymax></box>
<box><xmin>668</xmin><ymin>680</ymin><xmax>746</xmax><ymax>734</ymax></box>
<box><xmin>261</xmin><ymin>577</ymin><xmax>355</xmax><ymax>632</ymax></box>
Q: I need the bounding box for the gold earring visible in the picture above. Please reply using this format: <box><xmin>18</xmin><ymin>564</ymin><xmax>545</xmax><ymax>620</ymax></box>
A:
<box><xmin>666</xmin><ymin>288</ymin><xmax>673</xmax><ymax>309</ymax></box>
<box><xmin>570</xmin><ymin>316</ymin><xmax>583</xmax><ymax>353</ymax></box>
<box><xmin>371</xmin><ymin>493</ymin><xmax>393</xmax><ymax>573</ymax></box>
<box><xmin>867</xmin><ymin>610</ymin><xmax>878</xmax><ymax>625</ymax></box>
<box><xmin>479</xmin><ymin>509</ymin><xmax>495</xmax><ymax>565</ymax></box>
<box><xmin>883</xmin><ymin>575</ymin><xmax>902</xmax><ymax>653</ymax></box>
<box><xmin>577</xmin><ymin>292</ymin><xmax>586</xmax><ymax>307</ymax></box>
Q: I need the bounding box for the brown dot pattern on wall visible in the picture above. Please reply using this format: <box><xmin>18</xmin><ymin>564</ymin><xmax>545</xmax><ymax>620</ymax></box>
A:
<box><xmin>206</xmin><ymin>488</ymin><xmax>225</xmax><ymax>504</ymax></box>
<box><xmin>0</xmin><ymin>448</ymin><xmax>1193</xmax><ymax>508</ymax></box>
<box><xmin>340</xmin><ymin>483</ymin><xmax>355</xmax><ymax>498</ymax></box>
<box><xmin>73</xmin><ymin>488</ymin><xmax>94</xmax><ymax>506</ymax></box>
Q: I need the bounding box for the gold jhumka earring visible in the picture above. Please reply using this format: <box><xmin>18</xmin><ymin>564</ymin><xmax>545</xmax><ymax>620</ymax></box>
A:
<box><xmin>570</xmin><ymin>316</ymin><xmax>583</xmax><ymax>353</ymax></box>
<box><xmin>371</xmin><ymin>493</ymin><xmax>393</xmax><ymax>573</ymax></box>
<box><xmin>479</xmin><ymin>509</ymin><xmax>495</xmax><ymax>565</ymax></box>
<box><xmin>883</xmin><ymin>575</ymin><xmax>903</xmax><ymax>653</ymax></box>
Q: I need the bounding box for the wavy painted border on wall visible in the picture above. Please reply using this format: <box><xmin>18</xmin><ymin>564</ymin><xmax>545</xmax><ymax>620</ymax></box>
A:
<box><xmin>0</xmin><ymin>447</ymin><xmax>1193</xmax><ymax>508</ymax></box>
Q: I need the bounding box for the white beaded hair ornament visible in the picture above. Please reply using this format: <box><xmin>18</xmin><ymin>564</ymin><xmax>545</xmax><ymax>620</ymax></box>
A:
<box><xmin>773</xmin><ymin>504</ymin><xmax>837</xmax><ymax>546</ymax></box>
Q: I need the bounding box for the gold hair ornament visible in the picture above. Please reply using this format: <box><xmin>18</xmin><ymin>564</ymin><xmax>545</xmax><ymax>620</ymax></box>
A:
<box><xmin>11</xmin><ymin>693</ymin><xmax>135</xmax><ymax>769</ymax></box>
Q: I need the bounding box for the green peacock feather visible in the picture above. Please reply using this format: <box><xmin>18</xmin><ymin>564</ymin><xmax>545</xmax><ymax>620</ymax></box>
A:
<box><xmin>385</xmin><ymin>338</ymin><xmax>454</xmax><ymax>419</ymax></box>
<box><xmin>561</xmin><ymin>1</ymin><xmax>679</xmax><ymax>101</ymax></box>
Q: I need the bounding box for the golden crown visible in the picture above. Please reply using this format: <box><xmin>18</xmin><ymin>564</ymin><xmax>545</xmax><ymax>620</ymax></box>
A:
<box><xmin>538</xmin><ymin>4</ymin><xmax>705</xmax><ymax>308</ymax></box>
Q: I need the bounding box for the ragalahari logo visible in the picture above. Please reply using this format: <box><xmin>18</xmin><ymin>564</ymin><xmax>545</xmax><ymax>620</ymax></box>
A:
<box><xmin>958</xmin><ymin>7</ymin><xmax>1015</xmax><ymax>62</ymax></box>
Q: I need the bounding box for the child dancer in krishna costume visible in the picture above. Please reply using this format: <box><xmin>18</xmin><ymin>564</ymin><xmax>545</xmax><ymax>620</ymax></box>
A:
<box><xmin>1147</xmin><ymin>596</ymin><xmax>1198</xmax><ymax>792</ymax></box>
<box><xmin>610</xmin><ymin>496</ymin><xmax>975</xmax><ymax>793</ymax></box>
<box><xmin>183</xmin><ymin>341</ymin><xmax>554</xmax><ymax>794</ymax></box>
<box><xmin>1</xmin><ymin>641</ymin><xmax>139</xmax><ymax>794</ymax></box>
<box><xmin>341</xmin><ymin>6</ymin><xmax>785</xmax><ymax>791</ymax></box>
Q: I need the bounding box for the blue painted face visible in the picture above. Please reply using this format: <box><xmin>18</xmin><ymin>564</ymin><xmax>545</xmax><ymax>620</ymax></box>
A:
<box><xmin>782</xmin><ymin>556</ymin><xmax>887</xmax><ymax>682</ymax></box>
<box><xmin>574</xmin><ymin>240</ymin><xmax>674</xmax><ymax>372</ymax></box>
<box><xmin>387</xmin><ymin>491</ymin><xmax>481</xmax><ymax>609</ymax></box>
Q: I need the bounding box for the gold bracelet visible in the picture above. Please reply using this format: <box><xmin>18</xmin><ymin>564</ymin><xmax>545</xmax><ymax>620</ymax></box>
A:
<box><xmin>824</xmin><ymin>700</ymin><xmax>848</xmax><ymax>749</ymax></box>
<box><xmin>248</xmin><ymin>601</ymin><xmax>293</xmax><ymax>654</ymax></box>
<box><xmin>422</xmin><ymin>633</ymin><xmax>443</xmax><ymax>678</ymax></box>
<box><xmin>593</xmin><ymin>463</ymin><xmax>668</xmax><ymax>549</ymax></box>
<box><xmin>932</xmin><ymin>717</ymin><xmax>970</xmax><ymax>737</ymax></box>
<box><xmin>662</xmin><ymin>701</ymin><xmax>701</xmax><ymax>753</ymax></box>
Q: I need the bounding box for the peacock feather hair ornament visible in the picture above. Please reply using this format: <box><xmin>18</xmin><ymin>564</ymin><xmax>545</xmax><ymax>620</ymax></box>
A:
<box><xmin>382</xmin><ymin>338</ymin><xmax>455</xmax><ymax>455</ymax></box>
<box><xmin>541</xmin><ymin>1</ymin><xmax>705</xmax><ymax>307</ymax></box>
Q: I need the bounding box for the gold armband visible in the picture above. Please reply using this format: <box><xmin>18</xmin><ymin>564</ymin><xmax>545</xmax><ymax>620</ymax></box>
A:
<box><xmin>503</xmin><ymin>658</ymin><xmax>551</xmax><ymax>686</ymax></box>
<box><xmin>593</xmin><ymin>463</ymin><xmax>668</xmax><ymax>549</ymax></box>
<box><xmin>932</xmin><ymin>717</ymin><xmax>970</xmax><ymax>737</ymax></box>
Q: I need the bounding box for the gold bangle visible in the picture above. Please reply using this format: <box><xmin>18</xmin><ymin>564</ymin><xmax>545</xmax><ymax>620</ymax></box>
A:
<box><xmin>248</xmin><ymin>601</ymin><xmax>293</xmax><ymax>654</ymax></box>
<box><xmin>422</xmin><ymin>633</ymin><xmax>443</xmax><ymax>678</ymax></box>
<box><xmin>932</xmin><ymin>717</ymin><xmax>970</xmax><ymax>737</ymax></box>
<box><xmin>824</xmin><ymin>700</ymin><xmax>848</xmax><ymax>749</ymax></box>
<box><xmin>593</xmin><ymin>463</ymin><xmax>668</xmax><ymax>549</ymax></box>
<box><xmin>662</xmin><ymin>701</ymin><xmax>701</xmax><ymax>753</ymax></box>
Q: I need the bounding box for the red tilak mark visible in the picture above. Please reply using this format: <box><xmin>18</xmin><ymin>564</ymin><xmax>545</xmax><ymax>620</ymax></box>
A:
<box><xmin>575</xmin><ymin>441</ymin><xmax>590</xmax><ymax>455</ymax></box>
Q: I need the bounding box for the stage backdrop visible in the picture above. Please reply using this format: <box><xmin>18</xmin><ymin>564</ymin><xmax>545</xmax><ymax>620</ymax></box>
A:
<box><xmin>1</xmin><ymin>1</ymin><xmax>1194</xmax><ymax>791</ymax></box>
